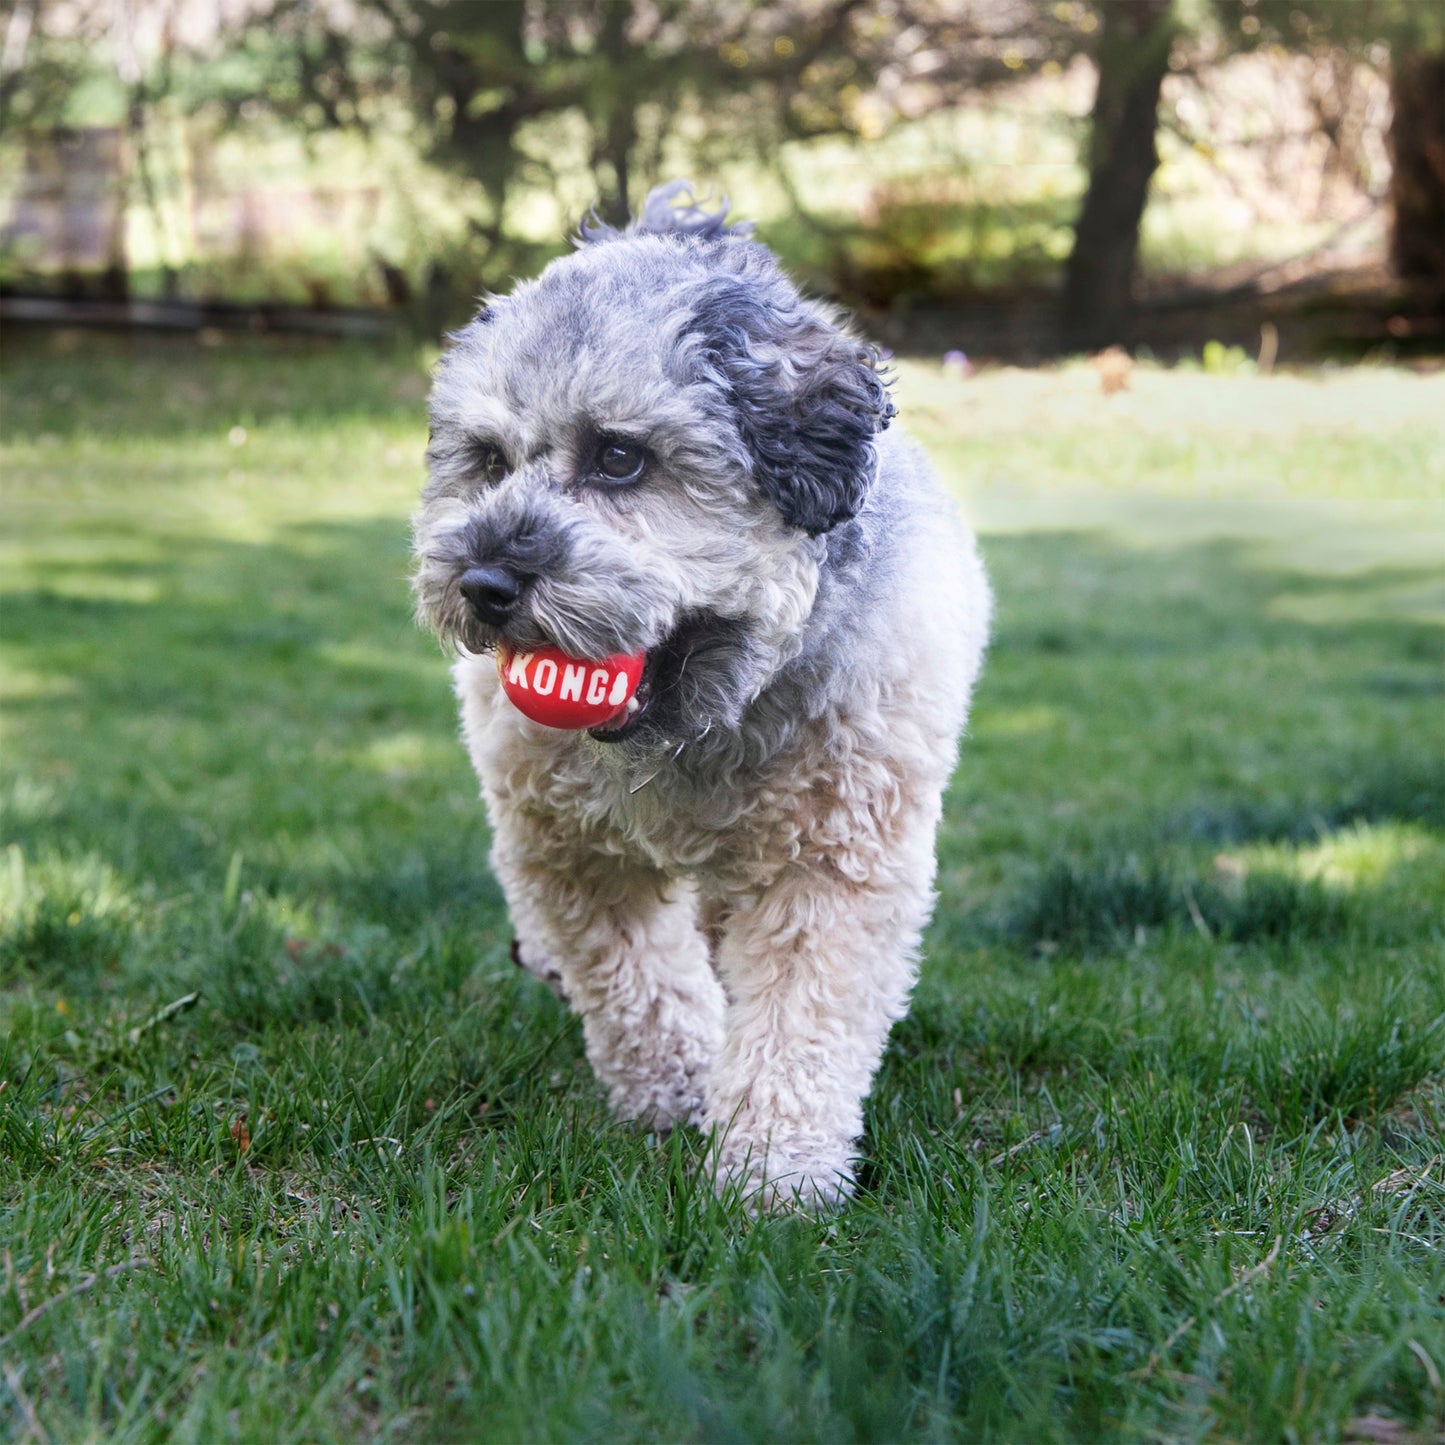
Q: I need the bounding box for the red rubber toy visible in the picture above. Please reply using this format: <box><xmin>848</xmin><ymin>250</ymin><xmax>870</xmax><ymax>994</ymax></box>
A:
<box><xmin>495</xmin><ymin>642</ymin><xmax>645</xmax><ymax>730</ymax></box>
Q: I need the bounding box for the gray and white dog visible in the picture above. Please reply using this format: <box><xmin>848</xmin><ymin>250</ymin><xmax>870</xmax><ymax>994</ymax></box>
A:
<box><xmin>413</xmin><ymin>183</ymin><xmax>990</xmax><ymax>1209</ymax></box>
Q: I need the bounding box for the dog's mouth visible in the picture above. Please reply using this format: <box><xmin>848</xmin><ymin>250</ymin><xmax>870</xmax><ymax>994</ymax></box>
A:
<box><xmin>585</xmin><ymin>612</ymin><xmax>744</xmax><ymax>746</ymax></box>
<box><xmin>587</xmin><ymin>664</ymin><xmax>655</xmax><ymax>741</ymax></box>
<box><xmin>482</xmin><ymin>625</ymin><xmax>677</xmax><ymax>744</ymax></box>
<box><xmin>482</xmin><ymin>609</ymin><xmax>751</xmax><ymax>749</ymax></box>
<box><xmin>585</xmin><ymin>628</ymin><xmax>689</xmax><ymax>744</ymax></box>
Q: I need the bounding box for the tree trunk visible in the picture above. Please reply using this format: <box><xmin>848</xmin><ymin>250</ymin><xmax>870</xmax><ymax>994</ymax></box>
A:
<box><xmin>1061</xmin><ymin>0</ymin><xmax>1176</xmax><ymax>352</ymax></box>
<box><xmin>1388</xmin><ymin>50</ymin><xmax>1445</xmax><ymax>310</ymax></box>
<box><xmin>590</xmin><ymin>1</ymin><xmax>638</xmax><ymax>226</ymax></box>
<box><xmin>437</xmin><ymin>0</ymin><xmax>528</xmax><ymax>249</ymax></box>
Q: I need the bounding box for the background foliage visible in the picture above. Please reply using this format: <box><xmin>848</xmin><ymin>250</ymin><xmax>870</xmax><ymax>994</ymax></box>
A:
<box><xmin>1</xmin><ymin>0</ymin><xmax>1440</xmax><ymax>349</ymax></box>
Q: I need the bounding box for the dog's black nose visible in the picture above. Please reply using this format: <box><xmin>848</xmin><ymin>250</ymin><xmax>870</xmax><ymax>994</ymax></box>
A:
<box><xmin>459</xmin><ymin>564</ymin><xmax>524</xmax><ymax>626</ymax></box>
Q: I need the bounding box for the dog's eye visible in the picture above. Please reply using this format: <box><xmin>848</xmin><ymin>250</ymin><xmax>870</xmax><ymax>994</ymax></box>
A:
<box><xmin>596</xmin><ymin>441</ymin><xmax>646</xmax><ymax>483</ymax></box>
<box><xmin>472</xmin><ymin>444</ymin><xmax>508</xmax><ymax>485</ymax></box>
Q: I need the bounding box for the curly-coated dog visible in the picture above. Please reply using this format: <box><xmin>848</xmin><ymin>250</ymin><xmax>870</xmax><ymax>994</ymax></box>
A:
<box><xmin>413</xmin><ymin>183</ymin><xmax>990</xmax><ymax>1209</ymax></box>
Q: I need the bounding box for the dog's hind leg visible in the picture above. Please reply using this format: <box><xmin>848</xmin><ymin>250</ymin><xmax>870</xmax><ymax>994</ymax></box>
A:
<box><xmin>489</xmin><ymin>810</ymin><xmax>726</xmax><ymax>1131</ymax></box>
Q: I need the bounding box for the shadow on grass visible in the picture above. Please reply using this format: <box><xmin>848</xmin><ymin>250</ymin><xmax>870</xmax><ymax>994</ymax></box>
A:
<box><xmin>1</xmin><ymin>514</ymin><xmax>509</xmax><ymax>1019</ymax></box>
<box><xmin>2</xmin><ymin>519</ymin><xmax>1441</xmax><ymax>1035</ymax></box>
<box><xmin>998</xmin><ymin>847</ymin><xmax>1440</xmax><ymax>954</ymax></box>
<box><xmin>935</xmin><ymin>526</ymin><xmax>1443</xmax><ymax>938</ymax></box>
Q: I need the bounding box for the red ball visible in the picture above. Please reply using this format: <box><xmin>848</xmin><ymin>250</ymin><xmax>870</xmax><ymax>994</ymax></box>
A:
<box><xmin>495</xmin><ymin>642</ymin><xmax>645</xmax><ymax>730</ymax></box>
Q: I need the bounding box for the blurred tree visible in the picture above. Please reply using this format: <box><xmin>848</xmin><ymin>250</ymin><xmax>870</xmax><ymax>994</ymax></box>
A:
<box><xmin>1388</xmin><ymin>50</ymin><xmax>1444</xmax><ymax>307</ymax></box>
<box><xmin>0</xmin><ymin>1</ymin><xmax>108</xmax><ymax>132</ymax></box>
<box><xmin>1210</xmin><ymin>0</ymin><xmax>1444</xmax><ymax>306</ymax></box>
<box><xmin>1060</xmin><ymin>0</ymin><xmax>1177</xmax><ymax>351</ymax></box>
<box><xmin>195</xmin><ymin>0</ymin><xmax>877</xmax><ymax>252</ymax></box>
<box><xmin>172</xmin><ymin>0</ymin><xmax>1099</xmax><ymax>299</ymax></box>
<box><xmin>7</xmin><ymin>0</ymin><xmax>1429</xmax><ymax>338</ymax></box>
<box><xmin>2</xmin><ymin>0</ymin><xmax>1087</xmax><ymax>314</ymax></box>
<box><xmin>1060</xmin><ymin>0</ymin><xmax>1444</xmax><ymax>350</ymax></box>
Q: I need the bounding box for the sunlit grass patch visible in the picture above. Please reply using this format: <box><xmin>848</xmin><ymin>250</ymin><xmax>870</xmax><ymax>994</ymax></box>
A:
<box><xmin>351</xmin><ymin>730</ymin><xmax>462</xmax><ymax>781</ymax></box>
<box><xmin>997</xmin><ymin>817</ymin><xmax>1444</xmax><ymax>959</ymax></box>
<box><xmin>1003</xmin><ymin>852</ymin><xmax>1359</xmax><ymax>953</ymax></box>
<box><xmin>1240</xmin><ymin>819</ymin><xmax>1443</xmax><ymax>891</ymax></box>
<box><xmin>0</xmin><ymin>846</ymin><xmax>139</xmax><ymax>987</ymax></box>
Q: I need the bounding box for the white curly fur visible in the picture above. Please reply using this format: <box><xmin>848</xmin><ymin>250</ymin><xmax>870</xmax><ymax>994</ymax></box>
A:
<box><xmin>414</xmin><ymin>188</ymin><xmax>991</xmax><ymax>1210</ymax></box>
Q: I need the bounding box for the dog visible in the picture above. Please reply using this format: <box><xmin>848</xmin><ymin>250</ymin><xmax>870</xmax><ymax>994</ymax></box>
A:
<box><xmin>412</xmin><ymin>183</ymin><xmax>990</xmax><ymax>1209</ymax></box>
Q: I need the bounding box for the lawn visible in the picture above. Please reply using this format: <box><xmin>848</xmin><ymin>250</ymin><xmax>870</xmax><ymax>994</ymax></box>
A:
<box><xmin>1</xmin><ymin>333</ymin><xmax>1443</xmax><ymax>1443</ymax></box>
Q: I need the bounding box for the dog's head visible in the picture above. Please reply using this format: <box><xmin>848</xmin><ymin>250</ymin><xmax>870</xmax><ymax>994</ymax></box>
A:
<box><xmin>412</xmin><ymin>181</ymin><xmax>894</xmax><ymax>748</ymax></box>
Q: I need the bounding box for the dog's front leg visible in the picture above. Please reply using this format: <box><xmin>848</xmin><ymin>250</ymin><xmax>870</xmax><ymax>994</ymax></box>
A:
<box><xmin>704</xmin><ymin>844</ymin><xmax>937</xmax><ymax>1211</ymax></box>
<box><xmin>489</xmin><ymin>809</ymin><xmax>726</xmax><ymax>1131</ymax></box>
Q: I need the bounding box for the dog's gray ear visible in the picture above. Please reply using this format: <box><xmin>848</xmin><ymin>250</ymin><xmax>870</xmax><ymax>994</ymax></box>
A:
<box><xmin>693</xmin><ymin>282</ymin><xmax>895</xmax><ymax>536</ymax></box>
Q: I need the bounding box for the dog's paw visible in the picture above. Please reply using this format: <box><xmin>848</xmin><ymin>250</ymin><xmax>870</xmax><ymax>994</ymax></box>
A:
<box><xmin>605</xmin><ymin>1074</ymin><xmax>708</xmax><ymax>1134</ymax></box>
<box><xmin>602</xmin><ymin>1038</ymin><xmax>716</xmax><ymax>1135</ymax></box>
<box><xmin>713</xmin><ymin>1141</ymin><xmax>856</xmax><ymax>1214</ymax></box>
<box><xmin>580</xmin><ymin>965</ymin><xmax>724</xmax><ymax>1134</ymax></box>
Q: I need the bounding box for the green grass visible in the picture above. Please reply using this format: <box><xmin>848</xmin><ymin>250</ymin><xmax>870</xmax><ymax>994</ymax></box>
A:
<box><xmin>2</xmin><ymin>333</ymin><xmax>1444</xmax><ymax>1442</ymax></box>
